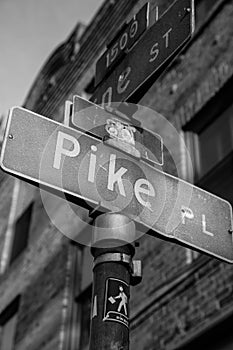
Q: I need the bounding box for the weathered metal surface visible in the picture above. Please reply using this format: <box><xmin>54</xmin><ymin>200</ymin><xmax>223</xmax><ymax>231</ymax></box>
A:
<box><xmin>69</xmin><ymin>95</ymin><xmax>163</xmax><ymax>166</ymax></box>
<box><xmin>1</xmin><ymin>107</ymin><xmax>232</xmax><ymax>262</ymax></box>
<box><xmin>91</xmin><ymin>0</ymin><xmax>195</xmax><ymax>106</ymax></box>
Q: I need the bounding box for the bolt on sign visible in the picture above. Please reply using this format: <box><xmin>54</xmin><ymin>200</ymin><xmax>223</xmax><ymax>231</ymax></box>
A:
<box><xmin>95</xmin><ymin>3</ymin><xmax>150</xmax><ymax>87</ymax></box>
<box><xmin>103</xmin><ymin>278</ymin><xmax>129</xmax><ymax>328</ymax></box>
<box><xmin>65</xmin><ymin>95</ymin><xmax>163</xmax><ymax>166</ymax></box>
<box><xmin>1</xmin><ymin>107</ymin><xmax>233</xmax><ymax>263</ymax></box>
<box><xmin>91</xmin><ymin>0</ymin><xmax>195</xmax><ymax>107</ymax></box>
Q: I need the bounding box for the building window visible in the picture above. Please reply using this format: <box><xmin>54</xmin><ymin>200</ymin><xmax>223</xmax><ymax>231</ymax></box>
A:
<box><xmin>188</xmin><ymin>103</ymin><xmax>233</xmax><ymax>205</ymax></box>
<box><xmin>0</xmin><ymin>296</ymin><xmax>20</xmax><ymax>350</ymax></box>
<box><xmin>183</xmin><ymin>82</ymin><xmax>233</xmax><ymax>264</ymax></box>
<box><xmin>9</xmin><ymin>202</ymin><xmax>34</xmax><ymax>264</ymax></box>
<box><xmin>70</xmin><ymin>244</ymin><xmax>93</xmax><ymax>350</ymax></box>
<box><xmin>77</xmin><ymin>246</ymin><xmax>92</xmax><ymax>350</ymax></box>
<box><xmin>76</xmin><ymin>285</ymin><xmax>92</xmax><ymax>350</ymax></box>
<box><xmin>197</xmin><ymin>104</ymin><xmax>233</xmax><ymax>179</ymax></box>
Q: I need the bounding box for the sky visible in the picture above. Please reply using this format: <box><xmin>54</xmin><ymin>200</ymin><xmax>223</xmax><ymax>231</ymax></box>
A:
<box><xmin>0</xmin><ymin>0</ymin><xmax>104</xmax><ymax>116</ymax></box>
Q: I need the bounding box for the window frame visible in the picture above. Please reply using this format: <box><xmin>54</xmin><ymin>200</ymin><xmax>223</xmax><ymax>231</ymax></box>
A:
<box><xmin>69</xmin><ymin>243</ymin><xmax>93</xmax><ymax>350</ymax></box>
<box><xmin>9</xmin><ymin>201</ymin><xmax>34</xmax><ymax>265</ymax></box>
<box><xmin>182</xmin><ymin>79</ymin><xmax>233</xmax><ymax>264</ymax></box>
<box><xmin>183</xmin><ymin>77</ymin><xmax>233</xmax><ymax>185</ymax></box>
<box><xmin>0</xmin><ymin>296</ymin><xmax>20</xmax><ymax>350</ymax></box>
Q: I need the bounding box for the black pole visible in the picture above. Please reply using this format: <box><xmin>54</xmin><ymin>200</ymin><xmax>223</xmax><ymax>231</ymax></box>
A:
<box><xmin>89</xmin><ymin>213</ymin><xmax>140</xmax><ymax>350</ymax></box>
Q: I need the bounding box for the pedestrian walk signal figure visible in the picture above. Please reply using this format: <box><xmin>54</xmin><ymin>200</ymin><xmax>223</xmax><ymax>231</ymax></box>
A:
<box><xmin>104</xmin><ymin>278</ymin><xmax>129</xmax><ymax>327</ymax></box>
<box><xmin>113</xmin><ymin>285</ymin><xmax>128</xmax><ymax>315</ymax></box>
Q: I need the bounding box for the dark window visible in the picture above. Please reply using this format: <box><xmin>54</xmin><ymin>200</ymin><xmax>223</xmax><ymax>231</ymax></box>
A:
<box><xmin>198</xmin><ymin>104</ymin><xmax>233</xmax><ymax>177</ymax></box>
<box><xmin>76</xmin><ymin>285</ymin><xmax>92</xmax><ymax>350</ymax></box>
<box><xmin>0</xmin><ymin>296</ymin><xmax>20</xmax><ymax>350</ymax></box>
<box><xmin>198</xmin><ymin>152</ymin><xmax>233</xmax><ymax>205</ymax></box>
<box><xmin>70</xmin><ymin>244</ymin><xmax>93</xmax><ymax>350</ymax></box>
<box><xmin>184</xmin><ymin>77</ymin><xmax>233</xmax><ymax>205</ymax></box>
<box><xmin>10</xmin><ymin>203</ymin><xmax>33</xmax><ymax>264</ymax></box>
<box><xmin>195</xmin><ymin>103</ymin><xmax>233</xmax><ymax>205</ymax></box>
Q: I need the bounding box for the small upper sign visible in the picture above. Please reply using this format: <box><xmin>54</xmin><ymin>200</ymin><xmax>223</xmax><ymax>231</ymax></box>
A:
<box><xmin>67</xmin><ymin>95</ymin><xmax>164</xmax><ymax>166</ymax></box>
<box><xmin>91</xmin><ymin>0</ymin><xmax>195</xmax><ymax>106</ymax></box>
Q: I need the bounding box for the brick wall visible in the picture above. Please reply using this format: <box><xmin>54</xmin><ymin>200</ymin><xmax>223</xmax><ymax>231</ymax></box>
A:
<box><xmin>130</xmin><ymin>257</ymin><xmax>233</xmax><ymax>349</ymax></box>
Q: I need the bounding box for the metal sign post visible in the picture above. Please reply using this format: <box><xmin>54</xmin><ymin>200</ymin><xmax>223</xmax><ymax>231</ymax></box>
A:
<box><xmin>90</xmin><ymin>213</ymin><xmax>141</xmax><ymax>350</ymax></box>
<box><xmin>88</xmin><ymin>4</ymin><xmax>194</xmax><ymax>347</ymax></box>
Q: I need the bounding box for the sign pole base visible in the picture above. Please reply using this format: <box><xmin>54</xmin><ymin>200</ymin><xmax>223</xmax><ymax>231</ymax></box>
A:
<box><xmin>89</xmin><ymin>213</ymin><xmax>141</xmax><ymax>350</ymax></box>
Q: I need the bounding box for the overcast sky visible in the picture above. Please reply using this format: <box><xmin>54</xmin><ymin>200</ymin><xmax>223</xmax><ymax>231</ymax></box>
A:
<box><xmin>0</xmin><ymin>0</ymin><xmax>103</xmax><ymax>116</ymax></box>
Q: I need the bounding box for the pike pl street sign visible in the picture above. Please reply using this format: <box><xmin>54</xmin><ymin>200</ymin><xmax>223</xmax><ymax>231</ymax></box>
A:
<box><xmin>91</xmin><ymin>0</ymin><xmax>195</xmax><ymax>106</ymax></box>
<box><xmin>1</xmin><ymin>107</ymin><xmax>232</xmax><ymax>263</ymax></box>
<box><xmin>95</xmin><ymin>3</ymin><xmax>150</xmax><ymax>87</ymax></box>
<box><xmin>65</xmin><ymin>95</ymin><xmax>163</xmax><ymax>166</ymax></box>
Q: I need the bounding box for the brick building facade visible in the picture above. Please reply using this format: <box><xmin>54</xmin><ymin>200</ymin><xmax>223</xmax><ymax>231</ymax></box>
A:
<box><xmin>0</xmin><ymin>0</ymin><xmax>233</xmax><ymax>349</ymax></box>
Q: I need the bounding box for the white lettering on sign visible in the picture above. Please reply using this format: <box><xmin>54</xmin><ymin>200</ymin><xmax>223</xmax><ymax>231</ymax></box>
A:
<box><xmin>181</xmin><ymin>206</ymin><xmax>194</xmax><ymax>224</ymax></box>
<box><xmin>53</xmin><ymin>131</ymin><xmax>80</xmax><ymax>170</ymax></box>
<box><xmin>202</xmin><ymin>214</ymin><xmax>214</xmax><ymax>237</ymax></box>
<box><xmin>106</xmin><ymin>20</ymin><xmax>139</xmax><ymax>69</ymax></box>
<box><xmin>107</xmin><ymin>43</ymin><xmax>118</xmax><ymax>67</ymax></box>
<box><xmin>149</xmin><ymin>42</ymin><xmax>159</xmax><ymax>62</ymax></box>
<box><xmin>107</xmin><ymin>154</ymin><xmax>127</xmax><ymax>197</ymax></box>
<box><xmin>101</xmin><ymin>87</ymin><xmax>113</xmax><ymax>109</ymax></box>
<box><xmin>149</xmin><ymin>27</ymin><xmax>172</xmax><ymax>63</ymax></box>
<box><xmin>51</xmin><ymin>132</ymin><xmax>218</xmax><ymax>239</ymax></box>
<box><xmin>97</xmin><ymin>26</ymin><xmax>173</xmax><ymax>106</ymax></box>
<box><xmin>88</xmin><ymin>145</ymin><xmax>97</xmax><ymax>183</ymax></box>
<box><xmin>120</xmin><ymin>33</ymin><xmax>128</xmax><ymax>50</ymax></box>
<box><xmin>163</xmin><ymin>28</ymin><xmax>172</xmax><ymax>48</ymax></box>
<box><xmin>181</xmin><ymin>207</ymin><xmax>215</xmax><ymax>237</ymax></box>
<box><xmin>130</xmin><ymin>20</ymin><xmax>138</xmax><ymax>38</ymax></box>
<box><xmin>117</xmin><ymin>67</ymin><xmax>131</xmax><ymax>94</ymax></box>
<box><xmin>134</xmin><ymin>179</ymin><xmax>155</xmax><ymax>211</ymax></box>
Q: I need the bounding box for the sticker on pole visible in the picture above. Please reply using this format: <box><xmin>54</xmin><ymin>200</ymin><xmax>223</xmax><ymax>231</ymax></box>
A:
<box><xmin>103</xmin><ymin>278</ymin><xmax>129</xmax><ymax>328</ymax></box>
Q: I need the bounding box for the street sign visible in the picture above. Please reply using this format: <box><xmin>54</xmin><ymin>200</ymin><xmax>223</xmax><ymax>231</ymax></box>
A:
<box><xmin>91</xmin><ymin>0</ymin><xmax>195</xmax><ymax>106</ymax></box>
<box><xmin>95</xmin><ymin>3</ymin><xmax>150</xmax><ymax>87</ymax></box>
<box><xmin>67</xmin><ymin>95</ymin><xmax>163</xmax><ymax>166</ymax></box>
<box><xmin>1</xmin><ymin>107</ymin><xmax>232</xmax><ymax>263</ymax></box>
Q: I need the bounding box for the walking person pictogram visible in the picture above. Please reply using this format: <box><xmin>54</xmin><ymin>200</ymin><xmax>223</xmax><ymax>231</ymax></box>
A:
<box><xmin>114</xmin><ymin>285</ymin><xmax>128</xmax><ymax>315</ymax></box>
<box><xmin>104</xmin><ymin>278</ymin><xmax>130</xmax><ymax>327</ymax></box>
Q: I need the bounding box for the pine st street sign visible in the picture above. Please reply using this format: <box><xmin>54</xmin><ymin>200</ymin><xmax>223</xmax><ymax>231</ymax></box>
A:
<box><xmin>95</xmin><ymin>3</ymin><xmax>150</xmax><ymax>87</ymax></box>
<box><xmin>91</xmin><ymin>0</ymin><xmax>195</xmax><ymax>106</ymax></box>
<box><xmin>1</xmin><ymin>107</ymin><xmax>233</xmax><ymax>263</ymax></box>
